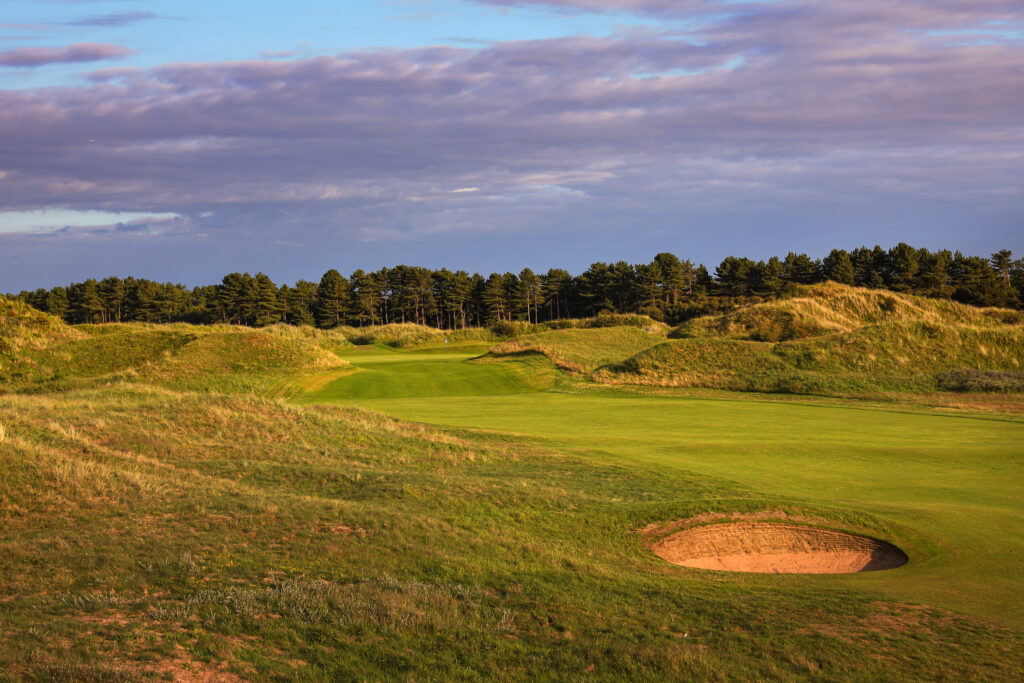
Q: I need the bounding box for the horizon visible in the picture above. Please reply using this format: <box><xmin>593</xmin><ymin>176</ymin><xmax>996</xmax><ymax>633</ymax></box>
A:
<box><xmin>2</xmin><ymin>1</ymin><xmax>1022</xmax><ymax>291</ymax></box>
<box><xmin>4</xmin><ymin>242</ymin><xmax>1013</xmax><ymax>294</ymax></box>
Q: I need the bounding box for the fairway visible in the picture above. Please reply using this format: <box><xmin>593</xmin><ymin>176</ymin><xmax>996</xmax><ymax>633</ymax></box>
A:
<box><xmin>299</xmin><ymin>347</ymin><xmax>555</xmax><ymax>400</ymax></box>
<box><xmin>308</xmin><ymin>346</ymin><xmax>1024</xmax><ymax>629</ymax></box>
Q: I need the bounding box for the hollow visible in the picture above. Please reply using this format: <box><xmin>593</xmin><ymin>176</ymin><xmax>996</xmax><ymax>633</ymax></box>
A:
<box><xmin>653</xmin><ymin>522</ymin><xmax>908</xmax><ymax>574</ymax></box>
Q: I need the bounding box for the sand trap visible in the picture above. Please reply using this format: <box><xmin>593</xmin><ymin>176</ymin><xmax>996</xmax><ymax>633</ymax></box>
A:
<box><xmin>653</xmin><ymin>522</ymin><xmax>907</xmax><ymax>574</ymax></box>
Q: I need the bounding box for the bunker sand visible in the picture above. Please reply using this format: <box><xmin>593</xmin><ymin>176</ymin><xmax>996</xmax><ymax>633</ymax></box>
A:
<box><xmin>654</xmin><ymin>522</ymin><xmax>908</xmax><ymax>574</ymax></box>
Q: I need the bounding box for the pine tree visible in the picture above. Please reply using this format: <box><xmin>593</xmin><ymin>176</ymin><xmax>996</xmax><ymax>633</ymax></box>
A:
<box><xmin>542</xmin><ymin>268</ymin><xmax>573</xmax><ymax>319</ymax></box>
<box><xmin>45</xmin><ymin>286</ymin><xmax>69</xmax><ymax>320</ymax></box>
<box><xmin>217</xmin><ymin>273</ymin><xmax>248</xmax><ymax>324</ymax></box>
<box><xmin>290</xmin><ymin>280</ymin><xmax>317</xmax><ymax>326</ymax></box>
<box><xmin>822</xmin><ymin>249</ymin><xmax>855</xmax><ymax>285</ymax></box>
<box><xmin>482</xmin><ymin>274</ymin><xmax>506</xmax><ymax>323</ymax></box>
<box><xmin>252</xmin><ymin>272</ymin><xmax>280</xmax><ymax>326</ymax></box>
<box><xmin>518</xmin><ymin>268</ymin><xmax>542</xmax><ymax>324</ymax></box>
<box><xmin>70</xmin><ymin>279</ymin><xmax>104</xmax><ymax>323</ymax></box>
<box><xmin>314</xmin><ymin>269</ymin><xmax>348</xmax><ymax>328</ymax></box>
<box><xmin>990</xmin><ymin>250</ymin><xmax>1013</xmax><ymax>284</ymax></box>
<box><xmin>654</xmin><ymin>252</ymin><xmax>684</xmax><ymax>304</ymax></box>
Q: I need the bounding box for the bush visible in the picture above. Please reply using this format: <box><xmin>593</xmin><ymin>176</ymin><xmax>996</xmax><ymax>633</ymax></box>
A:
<box><xmin>935</xmin><ymin>368</ymin><xmax>1024</xmax><ymax>393</ymax></box>
<box><xmin>489</xmin><ymin>320</ymin><xmax>534</xmax><ymax>337</ymax></box>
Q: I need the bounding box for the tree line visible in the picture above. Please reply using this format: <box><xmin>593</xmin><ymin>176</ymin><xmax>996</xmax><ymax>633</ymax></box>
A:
<box><xmin>11</xmin><ymin>245</ymin><xmax>1023</xmax><ymax>329</ymax></box>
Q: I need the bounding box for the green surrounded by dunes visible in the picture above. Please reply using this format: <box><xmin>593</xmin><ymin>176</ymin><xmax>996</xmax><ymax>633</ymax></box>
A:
<box><xmin>1</xmin><ymin>289</ymin><xmax>1023</xmax><ymax>680</ymax></box>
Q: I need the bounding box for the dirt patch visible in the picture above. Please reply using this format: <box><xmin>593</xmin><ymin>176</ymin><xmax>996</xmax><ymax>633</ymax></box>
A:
<box><xmin>653</xmin><ymin>522</ymin><xmax>907</xmax><ymax>574</ymax></box>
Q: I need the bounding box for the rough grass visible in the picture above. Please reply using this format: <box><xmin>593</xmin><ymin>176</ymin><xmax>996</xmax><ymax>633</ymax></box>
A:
<box><xmin>488</xmin><ymin>326</ymin><xmax>667</xmax><ymax>373</ymax></box>
<box><xmin>599</xmin><ymin>284</ymin><xmax>1024</xmax><ymax>396</ymax></box>
<box><xmin>0</xmin><ymin>313</ymin><xmax>352</xmax><ymax>395</ymax></box>
<box><xmin>336</xmin><ymin>314</ymin><xmax>666</xmax><ymax>351</ymax></box>
<box><xmin>673</xmin><ymin>282</ymin><xmax>1024</xmax><ymax>342</ymax></box>
<box><xmin>338</xmin><ymin>323</ymin><xmax>499</xmax><ymax>348</ymax></box>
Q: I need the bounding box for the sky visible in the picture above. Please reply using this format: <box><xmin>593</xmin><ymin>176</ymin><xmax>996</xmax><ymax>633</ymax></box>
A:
<box><xmin>1</xmin><ymin>0</ymin><xmax>1022</xmax><ymax>291</ymax></box>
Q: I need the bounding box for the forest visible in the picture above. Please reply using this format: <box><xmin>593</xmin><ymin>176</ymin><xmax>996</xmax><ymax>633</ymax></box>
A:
<box><xmin>10</xmin><ymin>244</ymin><xmax>1023</xmax><ymax>329</ymax></box>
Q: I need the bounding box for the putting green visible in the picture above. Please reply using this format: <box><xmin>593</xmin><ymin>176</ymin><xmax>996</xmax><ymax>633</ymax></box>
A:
<box><xmin>304</xmin><ymin>346</ymin><xmax>1024</xmax><ymax>628</ymax></box>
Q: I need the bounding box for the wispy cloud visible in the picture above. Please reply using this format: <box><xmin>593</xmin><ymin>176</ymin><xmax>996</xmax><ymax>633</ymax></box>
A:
<box><xmin>0</xmin><ymin>210</ymin><xmax>182</xmax><ymax>235</ymax></box>
<box><xmin>0</xmin><ymin>42</ymin><xmax>135</xmax><ymax>67</ymax></box>
<box><xmin>66</xmin><ymin>12</ymin><xmax>160</xmax><ymax>28</ymax></box>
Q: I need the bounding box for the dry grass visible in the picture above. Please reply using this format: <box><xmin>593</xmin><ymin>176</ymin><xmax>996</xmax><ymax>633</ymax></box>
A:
<box><xmin>489</xmin><ymin>327</ymin><xmax>667</xmax><ymax>373</ymax></box>
<box><xmin>600</xmin><ymin>283</ymin><xmax>1024</xmax><ymax>396</ymax></box>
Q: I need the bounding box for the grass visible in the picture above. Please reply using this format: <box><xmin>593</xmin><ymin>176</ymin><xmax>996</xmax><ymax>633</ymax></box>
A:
<box><xmin>1</xmin><ymin>294</ymin><xmax>1023</xmax><ymax>679</ymax></box>
<box><xmin>488</xmin><ymin>326</ymin><xmax>667</xmax><ymax>373</ymax></box>
<box><xmin>331</xmin><ymin>348</ymin><xmax>1024</xmax><ymax>629</ymax></box>
<box><xmin>600</xmin><ymin>284</ymin><xmax>1024</xmax><ymax>396</ymax></box>
<box><xmin>298</xmin><ymin>349</ymin><xmax>556</xmax><ymax>401</ymax></box>
<box><xmin>337</xmin><ymin>323</ymin><xmax>500</xmax><ymax>349</ymax></box>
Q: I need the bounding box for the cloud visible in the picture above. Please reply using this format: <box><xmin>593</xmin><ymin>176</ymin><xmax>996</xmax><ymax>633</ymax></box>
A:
<box><xmin>0</xmin><ymin>42</ymin><xmax>135</xmax><ymax>67</ymax></box>
<box><xmin>471</xmin><ymin>0</ymin><xmax>1024</xmax><ymax>17</ymax></box>
<box><xmin>0</xmin><ymin>209</ymin><xmax>182</xmax><ymax>235</ymax></box>
<box><xmin>0</xmin><ymin>0</ymin><xmax>1021</xmax><ymax>289</ymax></box>
<box><xmin>66</xmin><ymin>12</ymin><xmax>160</xmax><ymax>28</ymax></box>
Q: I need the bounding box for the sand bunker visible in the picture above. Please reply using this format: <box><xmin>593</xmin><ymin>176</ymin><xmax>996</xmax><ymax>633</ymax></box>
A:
<box><xmin>653</xmin><ymin>522</ymin><xmax>907</xmax><ymax>574</ymax></box>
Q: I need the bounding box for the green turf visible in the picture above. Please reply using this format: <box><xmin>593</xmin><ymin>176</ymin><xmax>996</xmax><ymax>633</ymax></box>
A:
<box><xmin>300</xmin><ymin>347</ymin><xmax>557</xmax><ymax>401</ymax></box>
<box><xmin>312</xmin><ymin>346</ymin><xmax>1024</xmax><ymax>629</ymax></box>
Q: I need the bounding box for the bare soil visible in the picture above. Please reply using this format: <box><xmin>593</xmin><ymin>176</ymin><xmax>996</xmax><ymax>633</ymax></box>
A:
<box><xmin>653</xmin><ymin>522</ymin><xmax>907</xmax><ymax>574</ymax></box>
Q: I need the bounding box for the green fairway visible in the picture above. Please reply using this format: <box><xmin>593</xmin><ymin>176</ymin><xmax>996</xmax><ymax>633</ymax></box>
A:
<box><xmin>299</xmin><ymin>347</ymin><xmax>556</xmax><ymax>400</ymax></box>
<box><xmin>310</xmin><ymin>346</ymin><xmax>1024</xmax><ymax>629</ymax></box>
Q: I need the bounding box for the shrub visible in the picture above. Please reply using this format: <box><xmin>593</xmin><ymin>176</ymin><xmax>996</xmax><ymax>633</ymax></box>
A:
<box><xmin>935</xmin><ymin>369</ymin><xmax>1024</xmax><ymax>393</ymax></box>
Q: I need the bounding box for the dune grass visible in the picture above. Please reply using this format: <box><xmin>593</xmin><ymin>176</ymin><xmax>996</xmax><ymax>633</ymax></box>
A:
<box><xmin>599</xmin><ymin>284</ymin><xmax>1024</xmax><ymax>396</ymax></box>
<box><xmin>487</xmin><ymin>327</ymin><xmax>667</xmax><ymax>373</ymax></box>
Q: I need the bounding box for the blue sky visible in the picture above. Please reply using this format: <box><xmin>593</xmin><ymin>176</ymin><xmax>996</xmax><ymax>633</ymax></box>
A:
<box><xmin>3</xmin><ymin>1</ymin><xmax>653</xmax><ymax>88</ymax></box>
<box><xmin>1</xmin><ymin>1</ymin><xmax>1022</xmax><ymax>290</ymax></box>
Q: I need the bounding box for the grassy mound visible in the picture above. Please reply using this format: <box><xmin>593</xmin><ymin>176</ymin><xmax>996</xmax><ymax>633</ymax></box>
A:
<box><xmin>1</xmin><ymin>304</ymin><xmax>349</xmax><ymax>393</ymax></box>
<box><xmin>340</xmin><ymin>323</ymin><xmax>499</xmax><ymax>349</ymax></box>
<box><xmin>545</xmin><ymin>312</ymin><xmax>668</xmax><ymax>335</ymax></box>
<box><xmin>600</xmin><ymin>284</ymin><xmax>1024</xmax><ymax>395</ymax></box>
<box><xmin>0</xmin><ymin>296</ymin><xmax>84</xmax><ymax>354</ymax></box>
<box><xmin>338</xmin><ymin>314</ymin><xmax>666</xmax><ymax>351</ymax></box>
<box><xmin>488</xmin><ymin>326</ymin><xmax>667</xmax><ymax>373</ymax></box>
<box><xmin>673</xmin><ymin>282</ymin><xmax>1024</xmax><ymax>342</ymax></box>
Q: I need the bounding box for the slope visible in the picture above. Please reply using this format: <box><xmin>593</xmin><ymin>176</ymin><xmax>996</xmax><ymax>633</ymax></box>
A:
<box><xmin>598</xmin><ymin>283</ymin><xmax>1024</xmax><ymax>396</ymax></box>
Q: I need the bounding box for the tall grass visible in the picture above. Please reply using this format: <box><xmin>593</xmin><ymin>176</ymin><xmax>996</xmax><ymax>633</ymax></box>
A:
<box><xmin>601</xmin><ymin>283</ymin><xmax>1024</xmax><ymax>396</ymax></box>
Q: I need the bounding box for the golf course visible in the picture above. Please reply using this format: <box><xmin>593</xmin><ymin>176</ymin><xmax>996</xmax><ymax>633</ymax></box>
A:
<box><xmin>303</xmin><ymin>345</ymin><xmax>1024</xmax><ymax>628</ymax></box>
<box><xmin>1</xmin><ymin>288</ymin><xmax>1023</xmax><ymax>679</ymax></box>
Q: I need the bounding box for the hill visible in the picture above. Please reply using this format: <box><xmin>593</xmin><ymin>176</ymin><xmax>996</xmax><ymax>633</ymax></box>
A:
<box><xmin>673</xmin><ymin>282</ymin><xmax>1023</xmax><ymax>341</ymax></box>
<box><xmin>0</xmin><ymin>300</ymin><xmax>349</xmax><ymax>393</ymax></box>
<box><xmin>0</xmin><ymin>296</ymin><xmax>84</xmax><ymax>353</ymax></box>
<box><xmin>596</xmin><ymin>284</ymin><xmax>1024</xmax><ymax>396</ymax></box>
<box><xmin>488</xmin><ymin>326</ymin><xmax>667</xmax><ymax>373</ymax></box>
<box><xmin>338</xmin><ymin>322</ymin><xmax>500</xmax><ymax>349</ymax></box>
